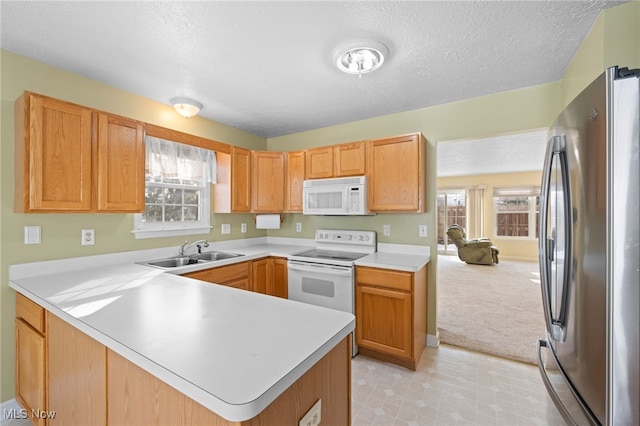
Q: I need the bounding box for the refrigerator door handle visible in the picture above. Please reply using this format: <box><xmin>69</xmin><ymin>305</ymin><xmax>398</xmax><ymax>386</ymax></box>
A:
<box><xmin>539</xmin><ymin>135</ymin><xmax>571</xmax><ymax>342</ymax></box>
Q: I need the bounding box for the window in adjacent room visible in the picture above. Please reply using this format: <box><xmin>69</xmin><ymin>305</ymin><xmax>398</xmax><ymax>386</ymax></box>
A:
<box><xmin>132</xmin><ymin>136</ymin><xmax>216</xmax><ymax>239</ymax></box>
<box><xmin>493</xmin><ymin>186</ymin><xmax>540</xmax><ymax>238</ymax></box>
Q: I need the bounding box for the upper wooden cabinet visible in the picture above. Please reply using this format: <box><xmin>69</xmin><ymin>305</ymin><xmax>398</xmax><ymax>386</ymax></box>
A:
<box><xmin>14</xmin><ymin>92</ymin><xmax>145</xmax><ymax>213</ymax></box>
<box><xmin>305</xmin><ymin>142</ymin><xmax>366</xmax><ymax>180</ymax></box>
<box><xmin>305</xmin><ymin>146</ymin><xmax>333</xmax><ymax>179</ymax></box>
<box><xmin>285</xmin><ymin>150</ymin><xmax>305</xmax><ymax>212</ymax></box>
<box><xmin>95</xmin><ymin>112</ymin><xmax>145</xmax><ymax>212</ymax></box>
<box><xmin>15</xmin><ymin>92</ymin><xmax>93</xmax><ymax>212</ymax></box>
<box><xmin>252</xmin><ymin>151</ymin><xmax>285</xmax><ymax>212</ymax></box>
<box><xmin>366</xmin><ymin>133</ymin><xmax>426</xmax><ymax>213</ymax></box>
<box><xmin>231</xmin><ymin>147</ymin><xmax>252</xmax><ymax>212</ymax></box>
<box><xmin>334</xmin><ymin>142</ymin><xmax>366</xmax><ymax>177</ymax></box>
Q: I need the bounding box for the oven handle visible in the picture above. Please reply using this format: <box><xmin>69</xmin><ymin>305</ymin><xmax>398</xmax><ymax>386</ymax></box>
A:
<box><xmin>287</xmin><ymin>261</ymin><xmax>353</xmax><ymax>276</ymax></box>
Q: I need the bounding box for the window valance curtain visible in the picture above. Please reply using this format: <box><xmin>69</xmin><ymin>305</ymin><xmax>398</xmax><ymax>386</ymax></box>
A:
<box><xmin>145</xmin><ymin>136</ymin><xmax>216</xmax><ymax>183</ymax></box>
<box><xmin>493</xmin><ymin>186</ymin><xmax>540</xmax><ymax>197</ymax></box>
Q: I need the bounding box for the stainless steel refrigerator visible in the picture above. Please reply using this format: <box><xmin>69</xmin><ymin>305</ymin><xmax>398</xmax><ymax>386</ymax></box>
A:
<box><xmin>537</xmin><ymin>65</ymin><xmax>639</xmax><ymax>425</ymax></box>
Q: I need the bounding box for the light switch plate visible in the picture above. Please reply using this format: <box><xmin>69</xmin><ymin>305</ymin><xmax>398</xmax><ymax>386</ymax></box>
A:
<box><xmin>419</xmin><ymin>225</ymin><xmax>428</xmax><ymax>237</ymax></box>
<box><xmin>221</xmin><ymin>224</ymin><xmax>231</xmax><ymax>235</ymax></box>
<box><xmin>24</xmin><ymin>226</ymin><xmax>42</xmax><ymax>244</ymax></box>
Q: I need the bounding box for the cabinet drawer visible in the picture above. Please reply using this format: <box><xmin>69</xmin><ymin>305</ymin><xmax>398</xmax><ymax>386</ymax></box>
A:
<box><xmin>184</xmin><ymin>261</ymin><xmax>249</xmax><ymax>284</ymax></box>
<box><xmin>16</xmin><ymin>293</ymin><xmax>46</xmax><ymax>334</ymax></box>
<box><xmin>356</xmin><ymin>266</ymin><xmax>412</xmax><ymax>292</ymax></box>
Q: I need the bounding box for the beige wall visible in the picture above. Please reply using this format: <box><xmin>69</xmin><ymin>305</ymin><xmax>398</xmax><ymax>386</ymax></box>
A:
<box><xmin>561</xmin><ymin>1</ymin><xmax>640</xmax><ymax>107</ymax></box>
<box><xmin>437</xmin><ymin>171</ymin><xmax>542</xmax><ymax>261</ymax></box>
<box><xmin>2</xmin><ymin>1</ymin><xmax>638</xmax><ymax>402</ymax></box>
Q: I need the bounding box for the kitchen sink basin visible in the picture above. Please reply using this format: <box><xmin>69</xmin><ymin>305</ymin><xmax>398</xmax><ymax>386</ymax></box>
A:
<box><xmin>191</xmin><ymin>251</ymin><xmax>244</xmax><ymax>261</ymax></box>
<box><xmin>143</xmin><ymin>257</ymin><xmax>201</xmax><ymax>268</ymax></box>
<box><xmin>140</xmin><ymin>251</ymin><xmax>245</xmax><ymax>269</ymax></box>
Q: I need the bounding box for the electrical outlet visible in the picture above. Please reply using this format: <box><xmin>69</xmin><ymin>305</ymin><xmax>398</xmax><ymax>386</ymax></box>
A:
<box><xmin>383</xmin><ymin>224</ymin><xmax>391</xmax><ymax>236</ymax></box>
<box><xmin>221</xmin><ymin>224</ymin><xmax>231</xmax><ymax>235</ymax></box>
<box><xmin>419</xmin><ymin>225</ymin><xmax>428</xmax><ymax>237</ymax></box>
<box><xmin>241</xmin><ymin>223</ymin><xmax>247</xmax><ymax>233</ymax></box>
<box><xmin>296</xmin><ymin>222</ymin><xmax>302</xmax><ymax>232</ymax></box>
<box><xmin>81</xmin><ymin>229</ymin><xmax>95</xmax><ymax>245</ymax></box>
<box><xmin>299</xmin><ymin>399</ymin><xmax>321</xmax><ymax>426</ymax></box>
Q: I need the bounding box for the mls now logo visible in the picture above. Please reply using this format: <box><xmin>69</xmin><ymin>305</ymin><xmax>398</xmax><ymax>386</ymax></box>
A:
<box><xmin>4</xmin><ymin>408</ymin><xmax>56</xmax><ymax>420</ymax></box>
<box><xmin>4</xmin><ymin>408</ymin><xmax>28</xmax><ymax>419</ymax></box>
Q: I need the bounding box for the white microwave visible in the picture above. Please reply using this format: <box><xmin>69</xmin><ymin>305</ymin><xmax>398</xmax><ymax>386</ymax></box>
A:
<box><xmin>303</xmin><ymin>176</ymin><xmax>369</xmax><ymax>215</ymax></box>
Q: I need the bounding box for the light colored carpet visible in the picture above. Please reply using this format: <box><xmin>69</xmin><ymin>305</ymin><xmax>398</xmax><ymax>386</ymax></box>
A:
<box><xmin>437</xmin><ymin>254</ymin><xmax>547</xmax><ymax>365</ymax></box>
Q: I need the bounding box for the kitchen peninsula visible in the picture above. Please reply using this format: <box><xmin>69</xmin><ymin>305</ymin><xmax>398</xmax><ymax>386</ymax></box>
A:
<box><xmin>10</xmin><ymin>244</ymin><xmax>353</xmax><ymax>425</ymax></box>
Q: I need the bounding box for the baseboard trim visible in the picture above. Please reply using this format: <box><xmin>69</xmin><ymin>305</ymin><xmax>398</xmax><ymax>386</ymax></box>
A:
<box><xmin>427</xmin><ymin>332</ymin><xmax>440</xmax><ymax>347</ymax></box>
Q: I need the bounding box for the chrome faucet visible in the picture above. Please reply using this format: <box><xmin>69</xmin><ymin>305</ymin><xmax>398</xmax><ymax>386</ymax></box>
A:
<box><xmin>179</xmin><ymin>239</ymin><xmax>209</xmax><ymax>256</ymax></box>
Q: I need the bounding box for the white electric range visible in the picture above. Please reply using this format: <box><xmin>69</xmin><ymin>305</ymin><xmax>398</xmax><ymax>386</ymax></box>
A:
<box><xmin>287</xmin><ymin>229</ymin><xmax>376</xmax><ymax>356</ymax></box>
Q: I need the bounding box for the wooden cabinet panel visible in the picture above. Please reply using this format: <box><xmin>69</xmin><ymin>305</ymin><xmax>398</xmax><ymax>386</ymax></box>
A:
<box><xmin>356</xmin><ymin>285</ymin><xmax>412</xmax><ymax>360</ymax></box>
<box><xmin>285</xmin><ymin>150</ymin><xmax>305</xmax><ymax>212</ymax></box>
<box><xmin>305</xmin><ymin>146</ymin><xmax>333</xmax><ymax>179</ymax></box>
<box><xmin>15</xmin><ymin>319</ymin><xmax>46</xmax><ymax>426</ymax></box>
<box><xmin>16</xmin><ymin>293</ymin><xmax>46</xmax><ymax>334</ymax></box>
<box><xmin>108</xmin><ymin>337</ymin><xmax>350</xmax><ymax>426</ymax></box>
<box><xmin>107</xmin><ymin>349</ymin><xmax>230</xmax><ymax>426</ymax></box>
<box><xmin>251</xmin><ymin>151</ymin><xmax>285</xmax><ymax>212</ymax></box>
<box><xmin>271</xmin><ymin>257</ymin><xmax>288</xmax><ymax>299</ymax></box>
<box><xmin>355</xmin><ymin>264</ymin><xmax>428</xmax><ymax>370</ymax></box>
<box><xmin>367</xmin><ymin>133</ymin><xmax>426</xmax><ymax>212</ymax></box>
<box><xmin>334</xmin><ymin>142</ymin><xmax>365</xmax><ymax>177</ymax></box>
<box><xmin>251</xmin><ymin>257</ymin><xmax>289</xmax><ymax>299</ymax></box>
<box><xmin>95</xmin><ymin>113</ymin><xmax>145</xmax><ymax>212</ymax></box>
<box><xmin>356</xmin><ymin>267</ymin><xmax>412</xmax><ymax>292</ymax></box>
<box><xmin>15</xmin><ymin>92</ymin><xmax>93</xmax><ymax>212</ymax></box>
<box><xmin>251</xmin><ymin>258</ymin><xmax>269</xmax><ymax>294</ymax></box>
<box><xmin>183</xmin><ymin>262</ymin><xmax>250</xmax><ymax>289</ymax></box>
<box><xmin>251</xmin><ymin>257</ymin><xmax>288</xmax><ymax>298</ymax></box>
<box><xmin>231</xmin><ymin>147</ymin><xmax>252</xmax><ymax>212</ymax></box>
<box><xmin>47</xmin><ymin>312</ymin><xmax>106</xmax><ymax>426</ymax></box>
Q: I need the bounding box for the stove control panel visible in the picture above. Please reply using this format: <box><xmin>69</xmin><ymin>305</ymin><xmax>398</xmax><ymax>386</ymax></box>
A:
<box><xmin>315</xmin><ymin>229</ymin><xmax>376</xmax><ymax>247</ymax></box>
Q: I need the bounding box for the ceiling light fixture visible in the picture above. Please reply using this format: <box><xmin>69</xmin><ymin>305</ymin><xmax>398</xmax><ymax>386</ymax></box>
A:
<box><xmin>170</xmin><ymin>97</ymin><xmax>203</xmax><ymax>118</ymax></box>
<box><xmin>334</xmin><ymin>40</ymin><xmax>388</xmax><ymax>78</ymax></box>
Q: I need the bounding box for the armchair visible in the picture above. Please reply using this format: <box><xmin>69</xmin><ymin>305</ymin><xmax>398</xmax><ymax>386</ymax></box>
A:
<box><xmin>446</xmin><ymin>224</ymin><xmax>499</xmax><ymax>265</ymax></box>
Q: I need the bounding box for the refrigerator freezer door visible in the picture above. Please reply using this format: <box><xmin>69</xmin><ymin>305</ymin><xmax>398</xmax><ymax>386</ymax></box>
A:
<box><xmin>607</xmin><ymin>69</ymin><xmax>639</xmax><ymax>425</ymax></box>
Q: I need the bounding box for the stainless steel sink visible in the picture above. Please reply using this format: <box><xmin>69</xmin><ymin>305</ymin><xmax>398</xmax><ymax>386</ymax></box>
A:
<box><xmin>144</xmin><ymin>256</ymin><xmax>201</xmax><ymax>268</ymax></box>
<box><xmin>192</xmin><ymin>251</ymin><xmax>244</xmax><ymax>261</ymax></box>
<box><xmin>140</xmin><ymin>251</ymin><xmax>245</xmax><ymax>269</ymax></box>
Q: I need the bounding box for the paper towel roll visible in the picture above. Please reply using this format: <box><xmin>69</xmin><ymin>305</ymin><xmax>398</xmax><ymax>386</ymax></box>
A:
<box><xmin>256</xmin><ymin>214</ymin><xmax>281</xmax><ymax>229</ymax></box>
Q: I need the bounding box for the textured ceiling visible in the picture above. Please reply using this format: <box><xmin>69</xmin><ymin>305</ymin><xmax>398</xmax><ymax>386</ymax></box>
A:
<box><xmin>438</xmin><ymin>129</ymin><xmax>548</xmax><ymax>177</ymax></box>
<box><xmin>0</xmin><ymin>1</ymin><xmax>626</xmax><ymax>138</ymax></box>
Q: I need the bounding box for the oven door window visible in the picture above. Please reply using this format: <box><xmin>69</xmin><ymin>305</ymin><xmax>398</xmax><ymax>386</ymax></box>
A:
<box><xmin>301</xmin><ymin>276</ymin><xmax>335</xmax><ymax>298</ymax></box>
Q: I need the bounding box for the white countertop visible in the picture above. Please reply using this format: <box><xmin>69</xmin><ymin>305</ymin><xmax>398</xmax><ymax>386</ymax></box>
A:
<box><xmin>356</xmin><ymin>251</ymin><xmax>431</xmax><ymax>272</ymax></box>
<box><xmin>9</xmin><ymin>242</ymin><xmax>353</xmax><ymax>422</ymax></box>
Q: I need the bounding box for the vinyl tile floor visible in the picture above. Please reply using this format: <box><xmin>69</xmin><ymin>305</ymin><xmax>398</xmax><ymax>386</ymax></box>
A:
<box><xmin>352</xmin><ymin>344</ymin><xmax>566</xmax><ymax>426</ymax></box>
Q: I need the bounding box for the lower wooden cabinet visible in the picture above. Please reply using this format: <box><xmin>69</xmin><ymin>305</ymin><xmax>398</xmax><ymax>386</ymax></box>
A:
<box><xmin>355</xmin><ymin>264</ymin><xmax>428</xmax><ymax>370</ymax></box>
<box><xmin>14</xmin><ymin>296</ymin><xmax>350</xmax><ymax>425</ymax></box>
<box><xmin>47</xmin><ymin>312</ymin><xmax>107</xmax><ymax>425</ymax></box>
<box><xmin>251</xmin><ymin>257</ymin><xmax>288</xmax><ymax>298</ymax></box>
<box><xmin>15</xmin><ymin>293</ymin><xmax>47</xmax><ymax>426</ymax></box>
<box><xmin>183</xmin><ymin>261</ymin><xmax>251</xmax><ymax>290</ymax></box>
<box><xmin>15</xmin><ymin>320</ymin><xmax>46</xmax><ymax>426</ymax></box>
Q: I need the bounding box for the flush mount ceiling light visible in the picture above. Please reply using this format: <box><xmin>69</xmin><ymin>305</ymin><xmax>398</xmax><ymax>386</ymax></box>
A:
<box><xmin>170</xmin><ymin>97</ymin><xmax>203</xmax><ymax>118</ymax></box>
<box><xmin>334</xmin><ymin>40</ymin><xmax>388</xmax><ymax>78</ymax></box>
